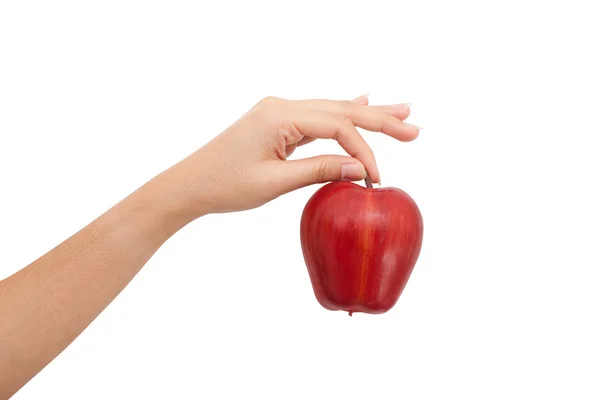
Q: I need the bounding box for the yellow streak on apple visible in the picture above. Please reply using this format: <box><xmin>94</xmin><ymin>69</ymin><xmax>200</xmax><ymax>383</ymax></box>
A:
<box><xmin>355</xmin><ymin>191</ymin><xmax>374</xmax><ymax>311</ymax></box>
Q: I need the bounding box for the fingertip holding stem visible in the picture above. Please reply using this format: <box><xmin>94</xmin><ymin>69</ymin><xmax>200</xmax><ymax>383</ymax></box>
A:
<box><xmin>341</xmin><ymin>163</ymin><xmax>367</xmax><ymax>181</ymax></box>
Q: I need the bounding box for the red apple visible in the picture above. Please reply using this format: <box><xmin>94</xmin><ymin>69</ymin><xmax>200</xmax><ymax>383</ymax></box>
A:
<box><xmin>300</xmin><ymin>179</ymin><xmax>423</xmax><ymax>315</ymax></box>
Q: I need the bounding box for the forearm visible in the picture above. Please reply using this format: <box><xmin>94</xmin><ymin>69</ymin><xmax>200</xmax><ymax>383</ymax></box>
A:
<box><xmin>0</xmin><ymin>174</ymin><xmax>193</xmax><ymax>398</ymax></box>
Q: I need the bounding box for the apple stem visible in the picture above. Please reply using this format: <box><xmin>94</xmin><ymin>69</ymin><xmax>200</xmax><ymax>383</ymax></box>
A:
<box><xmin>365</xmin><ymin>177</ymin><xmax>373</xmax><ymax>189</ymax></box>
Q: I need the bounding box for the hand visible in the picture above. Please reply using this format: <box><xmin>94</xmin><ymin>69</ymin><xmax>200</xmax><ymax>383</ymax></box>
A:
<box><xmin>0</xmin><ymin>95</ymin><xmax>418</xmax><ymax>398</ymax></box>
<box><xmin>159</xmin><ymin>95</ymin><xmax>419</xmax><ymax>218</ymax></box>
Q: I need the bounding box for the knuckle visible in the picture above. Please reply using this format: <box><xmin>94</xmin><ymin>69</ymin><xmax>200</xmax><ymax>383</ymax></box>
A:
<box><xmin>260</xmin><ymin>96</ymin><xmax>278</xmax><ymax>104</ymax></box>
<box><xmin>380</xmin><ymin>113</ymin><xmax>394</xmax><ymax>131</ymax></box>
<box><xmin>332</xmin><ymin>113</ymin><xmax>351</xmax><ymax>129</ymax></box>
<box><xmin>339</xmin><ymin>100</ymin><xmax>357</xmax><ymax>114</ymax></box>
<box><xmin>252</xmin><ymin>96</ymin><xmax>287</xmax><ymax>125</ymax></box>
<box><xmin>257</xmin><ymin>96</ymin><xmax>282</xmax><ymax>108</ymax></box>
<box><xmin>340</xmin><ymin>115</ymin><xmax>354</xmax><ymax>129</ymax></box>
<box><xmin>313</xmin><ymin>160</ymin><xmax>333</xmax><ymax>183</ymax></box>
<box><xmin>335</xmin><ymin>115</ymin><xmax>355</xmax><ymax>138</ymax></box>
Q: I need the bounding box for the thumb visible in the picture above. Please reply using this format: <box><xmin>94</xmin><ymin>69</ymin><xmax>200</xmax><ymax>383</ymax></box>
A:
<box><xmin>274</xmin><ymin>155</ymin><xmax>367</xmax><ymax>193</ymax></box>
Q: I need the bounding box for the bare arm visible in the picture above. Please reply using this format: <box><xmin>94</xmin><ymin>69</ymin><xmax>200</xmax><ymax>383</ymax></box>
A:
<box><xmin>0</xmin><ymin>175</ymin><xmax>190</xmax><ymax>398</ymax></box>
<box><xmin>0</xmin><ymin>95</ymin><xmax>418</xmax><ymax>398</ymax></box>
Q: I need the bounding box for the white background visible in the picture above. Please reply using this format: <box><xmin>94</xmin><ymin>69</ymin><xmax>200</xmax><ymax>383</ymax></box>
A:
<box><xmin>1</xmin><ymin>1</ymin><xmax>599</xmax><ymax>399</ymax></box>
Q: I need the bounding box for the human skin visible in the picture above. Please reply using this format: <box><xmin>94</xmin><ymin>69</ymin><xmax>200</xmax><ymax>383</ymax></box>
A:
<box><xmin>0</xmin><ymin>95</ymin><xmax>418</xmax><ymax>398</ymax></box>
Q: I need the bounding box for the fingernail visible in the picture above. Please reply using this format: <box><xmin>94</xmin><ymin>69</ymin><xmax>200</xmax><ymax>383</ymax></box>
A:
<box><xmin>405</xmin><ymin>122</ymin><xmax>423</xmax><ymax>130</ymax></box>
<box><xmin>341</xmin><ymin>163</ymin><xmax>367</xmax><ymax>181</ymax></box>
<box><xmin>352</xmin><ymin>93</ymin><xmax>370</xmax><ymax>103</ymax></box>
<box><xmin>391</xmin><ymin>103</ymin><xmax>412</xmax><ymax>110</ymax></box>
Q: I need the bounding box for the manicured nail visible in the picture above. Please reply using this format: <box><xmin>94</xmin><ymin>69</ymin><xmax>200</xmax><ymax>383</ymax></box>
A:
<box><xmin>341</xmin><ymin>163</ymin><xmax>367</xmax><ymax>181</ymax></box>
<box><xmin>391</xmin><ymin>103</ymin><xmax>412</xmax><ymax>110</ymax></box>
<box><xmin>406</xmin><ymin>122</ymin><xmax>423</xmax><ymax>130</ymax></box>
<box><xmin>352</xmin><ymin>94</ymin><xmax>370</xmax><ymax>103</ymax></box>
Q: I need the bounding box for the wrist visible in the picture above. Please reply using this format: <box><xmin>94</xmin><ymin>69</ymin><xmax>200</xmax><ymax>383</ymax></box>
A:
<box><xmin>121</xmin><ymin>175</ymin><xmax>199</xmax><ymax>242</ymax></box>
<box><xmin>139</xmin><ymin>164</ymin><xmax>213</xmax><ymax>224</ymax></box>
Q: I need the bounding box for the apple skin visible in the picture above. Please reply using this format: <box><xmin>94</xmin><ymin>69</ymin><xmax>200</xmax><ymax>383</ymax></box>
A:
<box><xmin>300</xmin><ymin>180</ymin><xmax>423</xmax><ymax>315</ymax></box>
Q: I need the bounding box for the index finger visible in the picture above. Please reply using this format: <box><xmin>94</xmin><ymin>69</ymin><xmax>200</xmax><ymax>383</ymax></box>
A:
<box><xmin>291</xmin><ymin>108</ymin><xmax>380</xmax><ymax>183</ymax></box>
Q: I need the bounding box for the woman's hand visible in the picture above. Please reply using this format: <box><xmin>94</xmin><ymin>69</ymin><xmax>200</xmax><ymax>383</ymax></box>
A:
<box><xmin>159</xmin><ymin>95</ymin><xmax>419</xmax><ymax>218</ymax></box>
<box><xmin>0</xmin><ymin>94</ymin><xmax>419</xmax><ymax>398</ymax></box>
